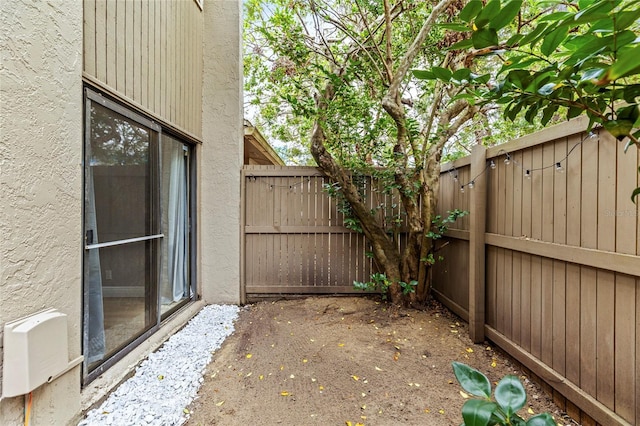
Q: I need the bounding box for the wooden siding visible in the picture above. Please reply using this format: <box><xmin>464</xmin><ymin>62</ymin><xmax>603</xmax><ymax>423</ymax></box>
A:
<box><xmin>83</xmin><ymin>0</ymin><xmax>203</xmax><ymax>137</ymax></box>
<box><xmin>435</xmin><ymin>118</ymin><xmax>640</xmax><ymax>426</ymax></box>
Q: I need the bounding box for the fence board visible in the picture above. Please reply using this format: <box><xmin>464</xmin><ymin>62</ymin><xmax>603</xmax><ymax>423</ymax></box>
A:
<box><xmin>435</xmin><ymin>120</ymin><xmax>639</xmax><ymax>425</ymax></box>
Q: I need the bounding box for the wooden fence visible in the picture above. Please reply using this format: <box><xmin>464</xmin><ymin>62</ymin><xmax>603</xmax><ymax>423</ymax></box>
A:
<box><xmin>241</xmin><ymin>116</ymin><xmax>639</xmax><ymax>425</ymax></box>
<box><xmin>243</xmin><ymin>166</ymin><xmax>378</xmax><ymax>297</ymax></box>
<box><xmin>434</xmin><ymin>116</ymin><xmax>640</xmax><ymax>425</ymax></box>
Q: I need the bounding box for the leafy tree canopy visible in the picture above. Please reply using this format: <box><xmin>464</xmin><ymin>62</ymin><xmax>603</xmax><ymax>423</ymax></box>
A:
<box><xmin>414</xmin><ymin>0</ymin><xmax>640</xmax><ymax>199</ymax></box>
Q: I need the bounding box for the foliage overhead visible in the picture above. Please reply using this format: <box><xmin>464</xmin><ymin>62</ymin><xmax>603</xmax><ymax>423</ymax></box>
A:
<box><xmin>414</xmin><ymin>0</ymin><xmax>640</xmax><ymax>201</ymax></box>
<box><xmin>244</xmin><ymin>0</ymin><xmax>478</xmax><ymax>304</ymax></box>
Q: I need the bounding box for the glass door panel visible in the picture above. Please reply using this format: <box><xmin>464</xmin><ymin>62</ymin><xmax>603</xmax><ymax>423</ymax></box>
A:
<box><xmin>84</xmin><ymin>98</ymin><xmax>160</xmax><ymax>371</ymax></box>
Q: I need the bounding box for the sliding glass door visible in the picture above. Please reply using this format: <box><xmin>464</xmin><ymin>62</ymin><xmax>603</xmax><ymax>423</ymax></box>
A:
<box><xmin>83</xmin><ymin>89</ymin><xmax>193</xmax><ymax>378</ymax></box>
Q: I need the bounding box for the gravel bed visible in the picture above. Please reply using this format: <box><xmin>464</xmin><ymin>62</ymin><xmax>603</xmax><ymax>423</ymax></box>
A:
<box><xmin>78</xmin><ymin>304</ymin><xmax>239</xmax><ymax>426</ymax></box>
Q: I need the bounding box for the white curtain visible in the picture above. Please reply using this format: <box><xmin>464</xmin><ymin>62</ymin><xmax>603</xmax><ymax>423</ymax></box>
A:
<box><xmin>85</xmin><ymin>166</ymin><xmax>106</xmax><ymax>364</ymax></box>
<box><xmin>161</xmin><ymin>143</ymin><xmax>188</xmax><ymax>304</ymax></box>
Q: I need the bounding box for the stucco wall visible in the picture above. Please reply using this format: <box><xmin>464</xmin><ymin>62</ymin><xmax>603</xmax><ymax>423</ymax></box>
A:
<box><xmin>200</xmin><ymin>0</ymin><xmax>243</xmax><ymax>304</ymax></box>
<box><xmin>0</xmin><ymin>1</ymin><xmax>83</xmax><ymax>424</ymax></box>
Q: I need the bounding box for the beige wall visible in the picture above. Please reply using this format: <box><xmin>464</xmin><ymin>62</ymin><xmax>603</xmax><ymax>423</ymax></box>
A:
<box><xmin>1</xmin><ymin>0</ymin><xmax>242</xmax><ymax>424</ymax></box>
<box><xmin>200</xmin><ymin>0</ymin><xmax>243</xmax><ymax>304</ymax></box>
<box><xmin>0</xmin><ymin>1</ymin><xmax>83</xmax><ymax>424</ymax></box>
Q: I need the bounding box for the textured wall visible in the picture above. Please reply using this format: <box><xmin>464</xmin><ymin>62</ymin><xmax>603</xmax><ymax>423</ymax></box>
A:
<box><xmin>200</xmin><ymin>0</ymin><xmax>243</xmax><ymax>303</ymax></box>
<box><xmin>0</xmin><ymin>0</ymin><xmax>83</xmax><ymax>424</ymax></box>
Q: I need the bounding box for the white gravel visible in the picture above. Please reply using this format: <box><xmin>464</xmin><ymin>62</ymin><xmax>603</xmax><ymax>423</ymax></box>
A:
<box><xmin>79</xmin><ymin>304</ymin><xmax>239</xmax><ymax>426</ymax></box>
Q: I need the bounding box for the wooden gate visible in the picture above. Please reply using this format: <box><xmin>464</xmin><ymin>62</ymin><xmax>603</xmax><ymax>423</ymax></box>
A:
<box><xmin>242</xmin><ymin>166</ymin><xmax>382</xmax><ymax>298</ymax></box>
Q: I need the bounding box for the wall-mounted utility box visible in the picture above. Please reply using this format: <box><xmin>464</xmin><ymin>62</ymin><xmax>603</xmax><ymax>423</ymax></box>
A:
<box><xmin>2</xmin><ymin>308</ymin><xmax>70</xmax><ymax>398</ymax></box>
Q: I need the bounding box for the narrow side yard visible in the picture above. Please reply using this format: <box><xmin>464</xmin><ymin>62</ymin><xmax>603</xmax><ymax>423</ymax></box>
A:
<box><xmin>186</xmin><ymin>297</ymin><xmax>568</xmax><ymax>426</ymax></box>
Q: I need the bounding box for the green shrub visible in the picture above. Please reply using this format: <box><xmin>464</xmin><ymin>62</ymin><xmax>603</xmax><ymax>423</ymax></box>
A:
<box><xmin>452</xmin><ymin>362</ymin><xmax>556</xmax><ymax>426</ymax></box>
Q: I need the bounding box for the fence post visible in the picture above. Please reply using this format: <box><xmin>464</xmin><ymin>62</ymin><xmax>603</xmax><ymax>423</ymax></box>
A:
<box><xmin>469</xmin><ymin>144</ymin><xmax>487</xmax><ymax>343</ymax></box>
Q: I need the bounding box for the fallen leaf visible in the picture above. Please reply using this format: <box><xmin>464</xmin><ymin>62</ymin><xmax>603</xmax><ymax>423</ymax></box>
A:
<box><xmin>491</xmin><ymin>360</ymin><xmax>497</xmax><ymax>368</ymax></box>
<box><xmin>216</xmin><ymin>401</ymin><xmax>225</xmax><ymax>406</ymax></box>
<box><xmin>460</xmin><ymin>391</ymin><xmax>470</xmax><ymax>399</ymax></box>
<box><xmin>346</xmin><ymin>421</ymin><xmax>352</xmax><ymax>426</ymax></box>
<box><xmin>157</xmin><ymin>375</ymin><xmax>164</xmax><ymax>380</ymax></box>
<box><xmin>259</xmin><ymin>375</ymin><xmax>264</xmax><ymax>380</ymax></box>
<box><xmin>246</xmin><ymin>354</ymin><xmax>252</xmax><ymax>359</ymax></box>
<box><xmin>527</xmin><ymin>408</ymin><xmax>535</xmax><ymax>414</ymax></box>
<box><xmin>280</xmin><ymin>391</ymin><xmax>291</xmax><ymax>396</ymax></box>
<box><xmin>352</xmin><ymin>375</ymin><xmax>359</xmax><ymax>381</ymax></box>
<box><xmin>338</xmin><ymin>343</ymin><xmax>345</xmax><ymax>347</ymax></box>
<box><xmin>465</xmin><ymin>348</ymin><xmax>474</xmax><ymax>353</ymax></box>
<box><xmin>424</xmin><ymin>408</ymin><xmax>430</xmax><ymax>413</ymax></box>
<box><xmin>245</xmin><ymin>372</ymin><xmax>252</xmax><ymax>377</ymax></box>
<box><xmin>374</xmin><ymin>366</ymin><xmax>382</xmax><ymax>371</ymax></box>
<box><xmin>319</xmin><ymin>385</ymin><xmax>324</xmax><ymax>390</ymax></box>
<box><xmin>393</xmin><ymin>352</ymin><xmax>400</xmax><ymax>361</ymax></box>
<box><xmin>303</xmin><ymin>359</ymin><xmax>308</xmax><ymax>363</ymax></box>
<box><xmin>183</xmin><ymin>408</ymin><xmax>190</xmax><ymax>414</ymax></box>
<box><xmin>439</xmin><ymin>409</ymin><xmax>445</xmax><ymax>414</ymax></box>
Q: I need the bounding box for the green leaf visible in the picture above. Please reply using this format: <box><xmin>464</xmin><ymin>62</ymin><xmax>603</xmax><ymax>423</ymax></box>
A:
<box><xmin>506</xmin><ymin>33</ymin><xmax>524</xmax><ymax>47</ymax></box>
<box><xmin>614</xmin><ymin>7</ymin><xmax>640</xmax><ymax>31</ymax></box>
<box><xmin>452</xmin><ymin>362</ymin><xmax>492</xmax><ymax>398</ymax></box>
<box><xmin>461</xmin><ymin>399</ymin><xmax>498</xmax><ymax>426</ymax></box>
<box><xmin>431</xmin><ymin>66</ymin><xmax>453</xmax><ymax>81</ymax></box>
<box><xmin>412</xmin><ymin>70</ymin><xmax>436</xmax><ymax>80</ymax></box>
<box><xmin>539</xmin><ymin>11</ymin><xmax>571</xmax><ymax>23</ymax></box>
<box><xmin>526</xmin><ymin>413</ymin><xmax>557</xmax><ymax>426</ymax></box>
<box><xmin>567</xmin><ymin>105</ymin><xmax>584</xmax><ymax>119</ymax></box>
<box><xmin>518</xmin><ymin>23</ymin><xmax>549</xmax><ymax>46</ymax></box>
<box><xmin>571</xmin><ymin>0</ymin><xmax>617</xmax><ymax>25</ymax></box>
<box><xmin>438</xmin><ymin>23</ymin><xmax>472</xmax><ymax>31</ymax></box>
<box><xmin>604</xmin><ymin>119</ymin><xmax>633</xmax><ymax>140</ymax></box>
<box><xmin>448</xmin><ymin>38</ymin><xmax>475</xmax><ymax>50</ymax></box>
<box><xmin>607</xmin><ymin>45</ymin><xmax>640</xmax><ymax>80</ymax></box>
<box><xmin>494</xmin><ymin>375</ymin><xmax>527</xmax><ymax>416</ymax></box>
<box><xmin>505</xmin><ymin>70</ymin><xmax>531</xmax><ymax>90</ymax></box>
<box><xmin>632</xmin><ymin>186</ymin><xmax>640</xmax><ymax>204</ymax></box>
<box><xmin>460</xmin><ymin>0</ymin><xmax>483</xmax><ymax>23</ymax></box>
<box><xmin>475</xmin><ymin>0</ymin><xmax>501</xmax><ymax>29</ymax></box>
<box><xmin>472</xmin><ymin>28</ymin><xmax>499</xmax><ymax>49</ymax></box>
<box><xmin>540</xmin><ymin>26</ymin><xmax>568</xmax><ymax>56</ymax></box>
<box><xmin>452</xmin><ymin>68</ymin><xmax>472</xmax><ymax>82</ymax></box>
<box><xmin>541</xmin><ymin>104</ymin><xmax>559</xmax><ymax>125</ymax></box>
<box><xmin>489</xmin><ymin>0</ymin><xmax>523</xmax><ymax>30</ymax></box>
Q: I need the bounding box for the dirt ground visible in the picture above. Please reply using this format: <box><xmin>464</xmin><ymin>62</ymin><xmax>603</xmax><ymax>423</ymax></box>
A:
<box><xmin>186</xmin><ymin>296</ymin><xmax>570</xmax><ymax>426</ymax></box>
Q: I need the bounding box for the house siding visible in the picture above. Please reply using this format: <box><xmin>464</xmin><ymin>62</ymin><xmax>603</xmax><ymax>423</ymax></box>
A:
<box><xmin>83</xmin><ymin>0</ymin><xmax>204</xmax><ymax>138</ymax></box>
<box><xmin>1</xmin><ymin>0</ymin><xmax>242</xmax><ymax>424</ymax></box>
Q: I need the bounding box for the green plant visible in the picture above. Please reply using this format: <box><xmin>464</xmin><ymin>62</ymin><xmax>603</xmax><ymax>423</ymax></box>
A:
<box><xmin>452</xmin><ymin>362</ymin><xmax>556</xmax><ymax>426</ymax></box>
<box><xmin>353</xmin><ymin>273</ymin><xmax>391</xmax><ymax>299</ymax></box>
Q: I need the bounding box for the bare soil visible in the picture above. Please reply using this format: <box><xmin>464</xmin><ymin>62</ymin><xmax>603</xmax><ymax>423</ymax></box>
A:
<box><xmin>186</xmin><ymin>296</ymin><xmax>568</xmax><ymax>426</ymax></box>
